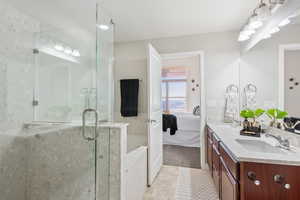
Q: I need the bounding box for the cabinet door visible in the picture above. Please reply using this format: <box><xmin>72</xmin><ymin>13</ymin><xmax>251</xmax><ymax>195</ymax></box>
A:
<box><xmin>221</xmin><ymin>158</ymin><xmax>238</xmax><ymax>200</ymax></box>
<box><xmin>207</xmin><ymin>137</ymin><xmax>213</xmax><ymax>173</ymax></box>
<box><xmin>240</xmin><ymin>162</ymin><xmax>300</xmax><ymax>200</ymax></box>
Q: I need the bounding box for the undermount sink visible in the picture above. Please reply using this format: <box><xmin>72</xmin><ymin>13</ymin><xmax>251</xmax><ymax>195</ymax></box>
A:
<box><xmin>235</xmin><ymin>139</ymin><xmax>286</xmax><ymax>154</ymax></box>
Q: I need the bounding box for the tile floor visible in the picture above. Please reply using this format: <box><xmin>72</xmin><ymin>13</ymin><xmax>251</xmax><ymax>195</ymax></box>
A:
<box><xmin>163</xmin><ymin>145</ymin><xmax>201</xmax><ymax>169</ymax></box>
<box><xmin>143</xmin><ymin>166</ymin><xmax>219</xmax><ymax>200</ymax></box>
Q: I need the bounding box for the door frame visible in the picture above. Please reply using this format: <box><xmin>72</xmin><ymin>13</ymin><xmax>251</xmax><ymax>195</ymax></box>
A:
<box><xmin>161</xmin><ymin>50</ymin><xmax>206</xmax><ymax>168</ymax></box>
<box><xmin>278</xmin><ymin>43</ymin><xmax>300</xmax><ymax>110</ymax></box>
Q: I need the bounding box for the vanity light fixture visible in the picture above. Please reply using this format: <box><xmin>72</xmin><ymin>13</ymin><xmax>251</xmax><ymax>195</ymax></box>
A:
<box><xmin>238</xmin><ymin>0</ymin><xmax>288</xmax><ymax>42</ymax></box>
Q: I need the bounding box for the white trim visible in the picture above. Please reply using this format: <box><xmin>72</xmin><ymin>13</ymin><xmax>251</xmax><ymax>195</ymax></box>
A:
<box><xmin>278</xmin><ymin>44</ymin><xmax>300</xmax><ymax>110</ymax></box>
<box><xmin>161</xmin><ymin>50</ymin><xmax>206</xmax><ymax>168</ymax></box>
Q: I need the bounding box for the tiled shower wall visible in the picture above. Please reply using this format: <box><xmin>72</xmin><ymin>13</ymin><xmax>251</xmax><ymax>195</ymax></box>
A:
<box><xmin>0</xmin><ymin>127</ymin><xmax>104</xmax><ymax>200</ymax></box>
<box><xmin>0</xmin><ymin>2</ymin><xmax>40</xmax><ymax>130</ymax></box>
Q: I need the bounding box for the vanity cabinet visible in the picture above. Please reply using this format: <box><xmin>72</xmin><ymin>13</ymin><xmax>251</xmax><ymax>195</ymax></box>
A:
<box><xmin>240</xmin><ymin>162</ymin><xmax>300</xmax><ymax>200</ymax></box>
<box><xmin>205</xmin><ymin>124</ymin><xmax>300</xmax><ymax>200</ymax></box>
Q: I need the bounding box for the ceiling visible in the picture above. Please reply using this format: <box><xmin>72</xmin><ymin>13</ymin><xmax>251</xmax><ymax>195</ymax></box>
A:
<box><xmin>102</xmin><ymin>0</ymin><xmax>258</xmax><ymax>42</ymax></box>
<box><xmin>5</xmin><ymin>0</ymin><xmax>259</xmax><ymax>42</ymax></box>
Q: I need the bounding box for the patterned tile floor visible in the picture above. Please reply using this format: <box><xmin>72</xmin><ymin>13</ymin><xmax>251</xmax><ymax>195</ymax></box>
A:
<box><xmin>143</xmin><ymin>166</ymin><xmax>219</xmax><ymax>200</ymax></box>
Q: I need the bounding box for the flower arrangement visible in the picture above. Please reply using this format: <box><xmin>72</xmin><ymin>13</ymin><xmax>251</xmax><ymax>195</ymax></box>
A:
<box><xmin>240</xmin><ymin>109</ymin><xmax>265</xmax><ymax>134</ymax></box>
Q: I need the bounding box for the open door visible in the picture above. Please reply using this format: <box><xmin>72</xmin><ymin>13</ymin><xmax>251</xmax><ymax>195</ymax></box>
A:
<box><xmin>147</xmin><ymin>44</ymin><xmax>163</xmax><ymax>186</ymax></box>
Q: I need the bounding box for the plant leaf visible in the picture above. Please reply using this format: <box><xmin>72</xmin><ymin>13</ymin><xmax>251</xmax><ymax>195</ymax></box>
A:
<box><xmin>254</xmin><ymin>109</ymin><xmax>265</xmax><ymax>118</ymax></box>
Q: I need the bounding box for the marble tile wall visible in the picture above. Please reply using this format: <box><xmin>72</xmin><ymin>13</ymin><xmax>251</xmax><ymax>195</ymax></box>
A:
<box><xmin>0</xmin><ymin>124</ymin><xmax>128</xmax><ymax>200</ymax></box>
<box><xmin>0</xmin><ymin>2</ymin><xmax>40</xmax><ymax>130</ymax></box>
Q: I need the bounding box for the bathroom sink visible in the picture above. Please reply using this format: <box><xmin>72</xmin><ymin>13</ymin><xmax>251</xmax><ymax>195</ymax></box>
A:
<box><xmin>235</xmin><ymin>139</ymin><xmax>286</xmax><ymax>154</ymax></box>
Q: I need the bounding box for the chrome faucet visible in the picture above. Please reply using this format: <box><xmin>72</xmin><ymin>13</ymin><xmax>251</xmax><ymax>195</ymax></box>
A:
<box><xmin>265</xmin><ymin>133</ymin><xmax>290</xmax><ymax>150</ymax></box>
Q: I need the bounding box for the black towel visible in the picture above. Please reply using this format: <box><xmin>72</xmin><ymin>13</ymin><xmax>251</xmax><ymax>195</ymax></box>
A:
<box><xmin>120</xmin><ymin>79</ymin><xmax>139</xmax><ymax>117</ymax></box>
<box><xmin>163</xmin><ymin>114</ymin><xmax>178</xmax><ymax>135</ymax></box>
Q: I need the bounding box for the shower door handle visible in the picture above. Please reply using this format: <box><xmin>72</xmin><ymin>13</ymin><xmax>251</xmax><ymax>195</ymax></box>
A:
<box><xmin>82</xmin><ymin>108</ymin><xmax>99</xmax><ymax>141</ymax></box>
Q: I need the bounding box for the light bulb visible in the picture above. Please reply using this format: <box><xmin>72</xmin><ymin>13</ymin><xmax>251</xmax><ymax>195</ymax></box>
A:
<box><xmin>64</xmin><ymin>47</ymin><xmax>72</xmax><ymax>55</ymax></box>
<box><xmin>238</xmin><ymin>34</ymin><xmax>250</xmax><ymax>42</ymax></box>
<box><xmin>249</xmin><ymin>14</ymin><xmax>263</xmax><ymax>29</ymax></box>
<box><xmin>278</xmin><ymin>18</ymin><xmax>291</xmax><ymax>27</ymax></box>
<box><xmin>263</xmin><ymin>33</ymin><xmax>271</xmax><ymax>39</ymax></box>
<box><xmin>97</xmin><ymin>24</ymin><xmax>109</xmax><ymax>31</ymax></box>
<box><xmin>72</xmin><ymin>49</ymin><xmax>80</xmax><ymax>57</ymax></box>
<box><xmin>54</xmin><ymin>44</ymin><xmax>64</xmax><ymax>51</ymax></box>
<box><xmin>270</xmin><ymin>27</ymin><xmax>280</xmax><ymax>34</ymax></box>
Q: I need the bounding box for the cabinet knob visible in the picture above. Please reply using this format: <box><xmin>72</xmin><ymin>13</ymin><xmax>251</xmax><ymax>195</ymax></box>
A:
<box><xmin>247</xmin><ymin>171</ymin><xmax>260</xmax><ymax>186</ymax></box>
<box><xmin>254</xmin><ymin>180</ymin><xmax>261</xmax><ymax>186</ymax></box>
<box><xmin>284</xmin><ymin>184</ymin><xmax>291</xmax><ymax>190</ymax></box>
<box><xmin>274</xmin><ymin>174</ymin><xmax>284</xmax><ymax>184</ymax></box>
<box><xmin>247</xmin><ymin>171</ymin><xmax>256</xmax><ymax>181</ymax></box>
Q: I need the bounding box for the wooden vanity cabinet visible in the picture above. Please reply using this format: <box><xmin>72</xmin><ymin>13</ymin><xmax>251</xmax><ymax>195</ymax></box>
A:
<box><xmin>240</xmin><ymin>162</ymin><xmax>300</xmax><ymax>200</ymax></box>
<box><xmin>206</xmin><ymin>125</ymin><xmax>300</xmax><ymax>200</ymax></box>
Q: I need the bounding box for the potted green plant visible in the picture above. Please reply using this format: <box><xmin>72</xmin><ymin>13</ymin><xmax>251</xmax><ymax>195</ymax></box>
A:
<box><xmin>240</xmin><ymin>109</ymin><xmax>265</xmax><ymax>135</ymax></box>
<box><xmin>266</xmin><ymin>109</ymin><xmax>288</xmax><ymax>129</ymax></box>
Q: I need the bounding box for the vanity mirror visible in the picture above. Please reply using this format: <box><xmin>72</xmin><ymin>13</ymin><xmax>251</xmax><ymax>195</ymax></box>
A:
<box><xmin>240</xmin><ymin>7</ymin><xmax>300</xmax><ymax>133</ymax></box>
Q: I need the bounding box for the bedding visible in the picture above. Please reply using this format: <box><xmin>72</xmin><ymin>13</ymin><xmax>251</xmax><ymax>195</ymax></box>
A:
<box><xmin>163</xmin><ymin>113</ymin><xmax>201</xmax><ymax>147</ymax></box>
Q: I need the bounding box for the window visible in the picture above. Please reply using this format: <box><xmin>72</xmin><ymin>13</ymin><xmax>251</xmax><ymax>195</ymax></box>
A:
<box><xmin>162</xmin><ymin>66</ymin><xmax>188</xmax><ymax>112</ymax></box>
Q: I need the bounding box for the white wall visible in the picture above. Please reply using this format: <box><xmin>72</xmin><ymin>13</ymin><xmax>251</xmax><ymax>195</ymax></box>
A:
<box><xmin>285</xmin><ymin>50</ymin><xmax>300</xmax><ymax>117</ymax></box>
<box><xmin>114</xmin><ymin>31</ymin><xmax>241</xmax><ymax>149</ymax></box>
<box><xmin>240</xmin><ymin>24</ymin><xmax>300</xmax><ymax>112</ymax></box>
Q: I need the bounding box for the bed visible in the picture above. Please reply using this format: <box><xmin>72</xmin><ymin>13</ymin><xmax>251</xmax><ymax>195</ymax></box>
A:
<box><xmin>163</xmin><ymin>113</ymin><xmax>201</xmax><ymax>147</ymax></box>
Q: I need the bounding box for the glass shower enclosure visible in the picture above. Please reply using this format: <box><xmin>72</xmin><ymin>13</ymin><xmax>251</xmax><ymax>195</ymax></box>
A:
<box><xmin>0</xmin><ymin>1</ymin><xmax>114</xmax><ymax>200</ymax></box>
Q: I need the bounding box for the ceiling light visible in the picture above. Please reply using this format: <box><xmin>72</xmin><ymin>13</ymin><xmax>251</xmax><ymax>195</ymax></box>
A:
<box><xmin>278</xmin><ymin>18</ymin><xmax>291</xmax><ymax>27</ymax></box>
<box><xmin>64</xmin><ymin>47</ymin><xmax>72</xmax><ymax>55</ymax></box>
<box><xmin>54</xmin><ymin>44</ymin><xmax>64</xmax><ymax>51</ymax></box>
<box><xmin>97</xmin><ymin>24</ymin><xmax>110</xmax><ymax>31</ymax></box>
<box><xmin>249</xmin><ymin>13</ymin><xmax>263</xmax><ymax>29</ymax></box>
<box><xmin>72</xmin><ymin>49</ymin><xmax>80</xmax><ymax>57</ymax></box>
<box><xmin>270</xmin><ymin>26</ymin><xmax>280</xmax><ymax>34</ymax></box>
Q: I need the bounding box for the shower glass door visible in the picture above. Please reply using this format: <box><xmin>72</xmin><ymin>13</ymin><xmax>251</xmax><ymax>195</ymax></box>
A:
<box><xmin>0</xmin><ymin>1</ymin><xmax>111</xmax><ymax>200</ymax></box>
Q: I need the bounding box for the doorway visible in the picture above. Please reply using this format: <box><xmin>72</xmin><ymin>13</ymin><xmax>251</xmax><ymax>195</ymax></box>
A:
<box><xmin>161</xmin><ymin>51</ymin><xmax>204</xmax><ymax>169</ymax></box>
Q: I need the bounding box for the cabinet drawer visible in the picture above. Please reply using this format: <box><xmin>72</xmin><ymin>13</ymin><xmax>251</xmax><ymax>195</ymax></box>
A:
<box><xmin>220</xmin><ymin>142</ymin><xmax>239</xmax><ymax>180</ymax></box>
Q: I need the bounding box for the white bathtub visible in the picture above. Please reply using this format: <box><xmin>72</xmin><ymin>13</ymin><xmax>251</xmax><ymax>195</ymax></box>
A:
<box><xmin>126</xmin><ymin>146</ymin><xmax>148</xmax><ymax>200</ymax></box>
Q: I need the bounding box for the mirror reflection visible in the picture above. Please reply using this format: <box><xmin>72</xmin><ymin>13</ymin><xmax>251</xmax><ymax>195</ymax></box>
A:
<box><xmin>240</xmin><ymin>10</ymin><xmax>300</xmax><ymax>133</ymax></box>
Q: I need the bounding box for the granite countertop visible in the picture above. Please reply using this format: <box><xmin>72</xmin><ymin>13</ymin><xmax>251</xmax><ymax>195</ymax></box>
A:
<box><xmin>207</xmin><ymin>122</ymin><xmax>300</xmax><ymax>166</ymax></box>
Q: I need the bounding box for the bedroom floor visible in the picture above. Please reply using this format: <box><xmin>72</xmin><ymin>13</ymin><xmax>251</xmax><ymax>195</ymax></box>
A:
<box><xmin>163</xmin><ymin>145</ymin><xmax>201</xmax><ymax>169</ymax></box>
<box><xmin>143</xmin><ymin>165</ymin><xmax>219</xmax><ymax>200</ymax></box>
